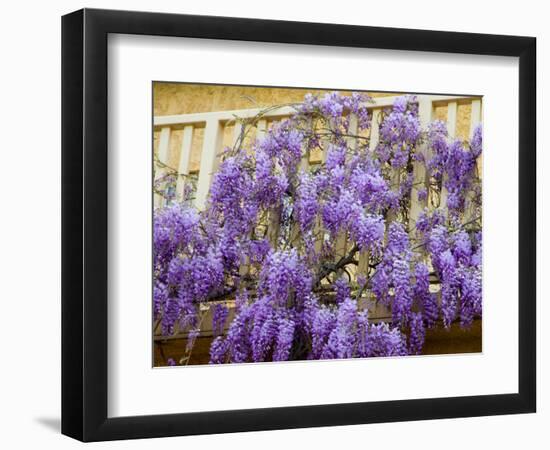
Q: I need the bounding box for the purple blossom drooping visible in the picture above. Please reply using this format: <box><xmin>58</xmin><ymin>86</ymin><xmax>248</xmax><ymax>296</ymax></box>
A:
<box><xmin>273</xmin><ymin>316</ymin><xmax>295</xmax><ymax>361</ymax></box>
<box><xmin>321</xmin><ymin>297</ymin><xmax>358</xmax><ymax>360</ymax></box>
<box><xmin>377</xmin><ymin>96</ymin><xmax>421</xmax><ymax>170</ymax></box>
<box><xmin>414</xmin><ymin>262</ymin><xmax>438</xmax><ymax>328</ymax></box>
<box><xmin>296</xmin><ymin>171</ymin><xmax>318</xmax><ymax>232</ymax></box>
<box><xmin>439</xmin><ymin>249</ymin><xmax>458</xmax><ymax>328</ymax></box>
<box><xmin>391</xmin><ymin>258</ymin><xmax>413</xmax><ymax>327</ymax></box>
<box><xmin>408</xmin><ymin>312</ymin><xmax>425</xmax><ymax>355</ymax></box>
<box><xmin>212</xmin><ymin>303</ymin><xmax>229</xmax><ymax>337</ymax></box>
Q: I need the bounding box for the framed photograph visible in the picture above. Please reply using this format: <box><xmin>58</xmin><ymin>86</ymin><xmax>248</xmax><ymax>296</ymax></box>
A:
<box><xmin>62</xmin><ymin>8</ymin><xmax>536</xmax><ymax>442</ymax></box>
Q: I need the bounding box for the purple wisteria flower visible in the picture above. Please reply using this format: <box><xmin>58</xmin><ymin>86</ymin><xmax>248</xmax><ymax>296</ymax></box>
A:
<box><xmin>377</xmin><ymin>96</ymin><xmax>421</xmax><ymax>169</ymax></box>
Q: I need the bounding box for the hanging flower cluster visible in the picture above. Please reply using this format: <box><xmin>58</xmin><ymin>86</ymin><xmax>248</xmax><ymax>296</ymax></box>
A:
<box><xmin>153</xmin><ymin>92</ymin><xmax>483</xmax><ymax>365</ymax></box>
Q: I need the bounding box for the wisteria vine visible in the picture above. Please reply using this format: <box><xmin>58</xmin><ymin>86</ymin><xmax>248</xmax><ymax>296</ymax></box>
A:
<box><xmin>153</xmin><ymin>92</ymin><xmax>482</xmax><ymax>365</ymax></box>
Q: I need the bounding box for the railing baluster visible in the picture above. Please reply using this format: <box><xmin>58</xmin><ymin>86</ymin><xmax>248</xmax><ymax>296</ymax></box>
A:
<box><xmin>409</xmin><ymin>98</ymin><xmax>434</xmax><ymax>234</ymax></box>
<box><xmin>154</xmin><ymin>126</ymin><xmax>172</xmax><ymax>208</ymax></box>
<box><xmin>233</xmin><ymin>121</ymin><xmax>247</xmax><ymax>276</ymax></box>
<box><xmin>356</xmin><ymin>110</ymin><xmax>381</xmax><ymax>278</ymax></box>
<box><xmin>440</xmin><ymin>101</ymin><xmax>458</xmax><ymax>210</ymax></box>
<box><xmin>369</xmin><ymin>109</ymin><xmax>381</xmax><ymax>152</ymax></box>
<box><xmin>195</xmin><ymin>119</ymin><xmax>223</xmax><ymax>210</ymax></box>
<box><xmin>465</xmin><ymin>99</ymin><xmax>483</xmax><ymax>222</ymax></box>
<box><xmin>255</xmin><ymin>119</ymin><xmax>282</xmax><ymax>248</ymax></box>
<box><xmin>446</xmin><ymin>101</ymin><xmax>458</xmax><ymax>139</ymax></box>
<box><xmin>290</xmin><ymin>118</ymin><xmax>312</xmax><ymax>247</ymax></box>
<box><xmin>333</xmin><ymin>114</ymin><xmax>358</xmax><ymax>263</ymax></box>
<box><xmin>341</xmin><ymin>113</ymin><xmax>365</xmax><ymax>278</ymax></box>
<box><xmin>175</xmin><ymin>125</ymin><xmax>194</xmax><ymax>201</ymax></box>
<box><xmin>346</xmin><ymin>113</ymin><xmax>359</xmax><ymax>152</ymax></box>
<box><xmin>470</xmin><ymin>98</ymin><xmax>482</xmax><ymax>174</ymax></box>
<box><xmin>314</xmin><ymin>120</ymin><xmax>330</xmax><ymax>254</ymax></box>
<box><xmin>367</xmin><ymin>109</ymin><xmax>392</xmax><ymax>319</ymax></box>
<box><xmin>232</xmin><ymin>121</ymin><xmax>243</xmax><ymax>148</ymax></box>
<box><xmin>470</xmin><ymin>99</ymin><xmax>482</xmax><ymax>137</ymax></box>
<box><xmin>256</xmin><ymin>119</ymin><xmax>267</xmax><ymax>139</ymax></box>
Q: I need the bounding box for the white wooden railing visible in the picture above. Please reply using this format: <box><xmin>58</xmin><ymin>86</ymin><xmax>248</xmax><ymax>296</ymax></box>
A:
<box><xmin>153</xmin><ymin>94</ymin><xmax>482</xmax><ymax>213</ymax></box>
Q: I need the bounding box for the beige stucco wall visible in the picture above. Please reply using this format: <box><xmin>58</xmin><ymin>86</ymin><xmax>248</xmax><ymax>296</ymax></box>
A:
<box><xmin>153</xmin><ymin>83</ymin><xmax>477</xmax><ymax>173</ymax></box>
<box><xmin>153</xmin><ymin>83</ymin><xmax>401</xmax><ymax>116</ymax></box>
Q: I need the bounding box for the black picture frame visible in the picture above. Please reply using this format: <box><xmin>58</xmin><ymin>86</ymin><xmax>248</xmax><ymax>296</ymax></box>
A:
<box><xmin>62</xmin><ymin>8</ymin><xmax>536</xmax><ymax>442</ymax></box>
